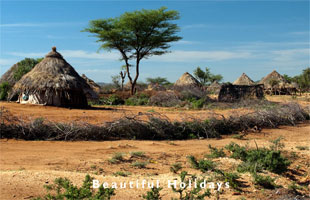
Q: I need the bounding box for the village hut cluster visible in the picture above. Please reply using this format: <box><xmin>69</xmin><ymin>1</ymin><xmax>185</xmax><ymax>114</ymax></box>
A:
<box><xmin>1</xmin><ymin>47</ymin><xmax>299</xmax><ymax>107</ymax></box>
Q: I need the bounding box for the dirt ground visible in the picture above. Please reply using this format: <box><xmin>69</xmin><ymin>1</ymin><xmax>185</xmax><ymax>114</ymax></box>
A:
<box><xmin>0</xmin><ymin>123</ymin><xmax>309</xmax><ymax>200</ymax></box>
<box><xmin>0</xmin><ymin>95</ymin><xmax>309</xmax><ymax>199</ymax></box>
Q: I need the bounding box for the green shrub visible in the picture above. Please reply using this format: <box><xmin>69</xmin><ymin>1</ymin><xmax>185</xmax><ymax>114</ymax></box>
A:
<box><xmin>14</xmin><ymin>58</ymin><xmax>42</xmax><ymax>81</ymax></box>
<box><xmin>101</xmin><ymin>94</ymin><xmax>124</xmax><ymax>105</ymax></box>
<box><xmin>170</xmin><ymin>163</ymin><xmax>183</xmax><ymax>174</ymax></box>
<box><xmin>131</xmin><ymin>161</ymin><xmax>148</xmax><ymax>168</ymax></box>
<box><xmin>288</xmin><ymin>181</ymin><xmax>303</xmax><ymax>194</ymax></box>
<box><xmin>113</xmin><ymin>171</ymin><xmax>131</xmax><ymax>177</ymax></box>
<box><xmin>220</xmin><ymin>172</ymin><xmax>241</xmax><ymax>191</ymax></box>
<box><xmin>226</xmin><ymin>142</ymin><xmax>291</xmax><ymax>174</ymax></box>
<box><xmin>0</xmin><ymin>82</ymin><xmax>10</xmax><ymax>100</ymax></box>
<box><xmin>206</xmin><ymin>145</ymin><xmax>226</xmax><ymax>158</ymax></box>
<box><xmin>143</xmin><ymin>187</ymin><xmax>162</xmax><ymax>200</ymax></box>
<box><xmin>171</xmin><ymin>171</ymin><xmax>211</xmax><ymax>200</ymax></box>
<box><xmin>187</xmin><ymin>155</ymin><xmax>216</xmax><ymax>172</ymax></box>
<box><xmin>125</xmin><ymin>93</ymin><xmax>149</xmax><ymax>106</ymax></box>
<box><xmin>252</xmin><ymin>173</ymin><xmax>277</xmax><ymax>189</ymax></box>
<box><xmin>108</xmin><ymin>152</ymin><xmax>125</xmax><ymax>164</ymax></box>
<box><xmin>191</xmin><ymin>98</ymin><xmax>205</xmax><ymax>109</ymax></box>
<box><xmin>130</xmin><ymin>151</ymin><xmax>146</xmax><ymax>158</ymax></box>
<box><xmin>32</xmin><ymin>174</ymin><xmax>115</xmax><ymax>200</ymax></box>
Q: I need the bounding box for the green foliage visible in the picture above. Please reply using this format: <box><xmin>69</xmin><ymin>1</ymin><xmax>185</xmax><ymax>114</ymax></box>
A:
<box><xmin>113</xmin><ymin>171</ymin><xmax>131</xmax><ymax>177</ymax></box>
<box><xmin>269</xmin><ymin>137</ymin><xmax>285</xmax><ymax>151</ymax></box>
<box><xmin>101</xmin><ymin>94</ymin><xmax>124</xmax><ymax>105</ymax></box>
<box><xmin>14</xmin><ymin>58</ymin><xmax>42</xmax><ymax>81</ymax></box>
<box><xmin>171</xmin><ymin>171</ymin><xmax>211</xmax><ymax>200</ymax></box>
<box><xmin>296</xmin><ymin>67</ymin><xmax>310</xmax><ymax>92</ymax></box>
<box><xmin>125</xmin><ymin>93</ymin><xmax>149</xmax><ymax>106</ymax></box>
<box><xmin>131</xmin><ymin>161</ymin><xmax>148</xmax><ymax>168</ymax></box>
<box><xmin>187</xmin><ymin>155</ymin><xmax>216</xmax><ymax>172</ymax></box>
<box><xmin>288</xmin><ymin>181</ymin><xmax>303</xmax><ymax>194</ymax></box>
<box><xmin>0</xmin><ymin>82</ymin><xmax>11</xmax><ymax>100</ymax></box>
<box><xmin>143</xmin><ymin>187</ymin><xmax>162</xmax><ymax>200</ymax></box>
<box><xmin>206</xmin><ymin>145</ymin><xmax>226</xmax><ymax>158</ymax></box>
<box><xmin>226</xmin><ymin>142</ymin><xmax>291</xmax><ymax>174</ymax></box>
<box><xmin>108</xmin><ymin>152</ymin><xmax>125</xmax><ymax>164</ymax></box>
<box><xmin>190</xmin><ymin>98</ymin><xmax>205</xmax><ymax>109</ymax></box>
<box><xmin>193</xmin><ymin>67</ymin><xmax>223</xmax><ymax>85</ymax></box>
<box><xmin>130</xmin><ymin>151</ymin><xmax>146</xmax><ymax>158</ymax></box>
<box><xmin>83</xmin><ymin>7</ymin><xmax>181</xmax><ymax>94</ymax></box>
<box><xmin>146</xmin><ymin>77</ymin><xmax>171</xmax><ymax>86</ymax></box>
<box><xmin>219</xmin><ymin>172</ymin><xmax>241</xmax><ymax>191</ymax></box>
<box><xmin>170</xmin><ymin>163</ymin><xmax>183</xmax><ymax>174</ymax></box>
<box><xmin>252</xmin><ymin>173</ymin><xmax>277</xmax><ymax>189</ymax></box>
<box><xmin>32</xmin><ymin>174</ymin><xmax>115</xmax><ymax>200</ymax></box>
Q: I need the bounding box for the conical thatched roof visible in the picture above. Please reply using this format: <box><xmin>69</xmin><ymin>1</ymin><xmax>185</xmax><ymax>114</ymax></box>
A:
<box><xmin>174</xmin><ymin>72</ymin><xmax>201</xmax><ymax>87</ymax></box>
<box><xmin>209</xmin><ymin>81</ymin><xmax>221</xmax><ymax>88</ymax></box>
<box><xmin>81</xmin><ymin>74</ymin><xmax>101</xmax><ymax>94</ymax></box>
<box><xmin>10</xmin><ymin>47</ymin><xmax>97</xmax><ymax>100</ymax></box>
<box><xmin>259</xmin><ymin>70</ymin><xmax>287</xmax><ymax>88</ymax></box>
<box><xmin>233</xmin><ymin>73</ymin><xmax>254</xmax><ymax>85</ymax></box>
<box><xmin>0</xmin><ymin>63</ymin><xmax>19</xmax><ymax>86</ymax></box>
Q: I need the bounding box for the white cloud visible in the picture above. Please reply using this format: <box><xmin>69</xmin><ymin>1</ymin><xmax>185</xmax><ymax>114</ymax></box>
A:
<box><xmin>8</xmin><ymin>50</ymin><xmax>120</xmax><ymax>60</ymax></box>
<box><xmin>148</xmin><ymin>50</ymin><xmax>253</xmax><ymax>62</ymax></box>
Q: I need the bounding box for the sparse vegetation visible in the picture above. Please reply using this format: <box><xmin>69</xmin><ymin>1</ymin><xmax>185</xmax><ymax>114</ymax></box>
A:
<box><xmin>143</xmin><ymin>187</ymin><xmax>163</xmax><ymax>200</ymax></box>
<box><xmin>187</xmin><ymin>155</ymin><xmax>216</xmax><ymax>172</ymax></box>
<box><xmin>252</xmin><ymin>173</ymin><xmax>278</xmax><ymax>189</ymax></box>
<box><xmin>108</xmin><ymin>152</ymin><xmax>125</xmax><ymax>164</ymax></box>
<box><xmin>170</xmin><ymin>163</ymin><xmax>183</xmax><ymax>174</ymax></box>
<box><xmin>131</xmin><ymin>161</ymin><xmax>148</xmax><ymax>168</ymax></box>
<box><xmin>130</xmin><ymin>151</ymin><xmax>146</xmax><ymax>158</ymax></box>
<box><xmin>113</xmin><ymin>171</ymin><xmax>131</xmax><ymax>177</ymax></box>
<box><xmin>296</xmin><ymin>145</ymin><xmax>309</xmax><ymax>150</ymax></box>
<box><xmin>206</xmin><ymin>145</ymin><xmax>226</xmax><ymax>158</ymax></box>
<box><xmin>32</xmin><ymin>174</ymin><xmax>115</xmax><ymax>200</ymax></box>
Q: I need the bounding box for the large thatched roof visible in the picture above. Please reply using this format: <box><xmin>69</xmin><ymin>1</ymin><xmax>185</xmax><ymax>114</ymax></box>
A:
<box><xmin>233</xmin><ymin>73</ymin><xmax>254</xmax><ymax>85</ymax></box>
<box><xmin>209</xmin><ymin>81</ymin><xmax>221</xmax><ymax>88</ymax></box>
<box><xmin>259</xmin><ymin>70</ymin><xmax>287</xmax><ymax>88</ymax></box>
<box><xmin>10</xmin><ymin>47</ymin><xmax>97</xmax><ymax>99</ymax></box>
<box><xmin>174</xmin><ymin>72</ymin><xmax>201</xmax><ymax>87</ymax></box>
<box><xmin>0</xmin><ymin>63</ymin><xmax>19</xmax><ymax>86</ymax></box>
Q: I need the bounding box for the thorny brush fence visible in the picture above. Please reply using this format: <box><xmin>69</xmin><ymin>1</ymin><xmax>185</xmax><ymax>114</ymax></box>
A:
<box><xmin>0</xmin><ymin>103</ymin><xmax>309</xmax><ymax>141</ymax></box>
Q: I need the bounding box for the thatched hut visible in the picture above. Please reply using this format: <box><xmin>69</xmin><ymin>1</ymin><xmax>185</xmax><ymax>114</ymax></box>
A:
<box><xmin>174</xmin><ymin>72</ymin><xmax>202</xmax><ymax>88</ymax></box>
<box><xmin>233</xmin><ymin>73</ymin><xmax>254</xmax><ymax>85</ymax></box>
<box><xmin>207</xmin><ymin>81</ymin><xmax>221</xmax><ymax>94</ymax></box>
<box><xmin>9</xmin><ymin>47</ymin><xmax>97</xmax><ymax>108</ymax></box>
<box><xmin>218</xmin><ymin>83</ymin><xmax>264</xmax><ymax>102</ymax></box>
<box><xmin>81</xmin><ymin>74</ymin><xmax>101</xmax><ymax>94</ymax></box>
<box><xmin>259</xmin><ymin>70</ymin><xmax>291</xmax><ymax>95</ymax></box>
<box><xmin>0</xmin><ymin>63</ymin><xmax>19</xmax><ymax>87</ymax></box>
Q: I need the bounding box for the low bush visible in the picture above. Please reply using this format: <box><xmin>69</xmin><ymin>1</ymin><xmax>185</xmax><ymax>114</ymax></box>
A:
<box><xmin>125</xmin><ymin>93</ymin><xmax>149</xmax><ymax>106</ymax></box>
<box><xmin>187</xmin><ymin>155</ymin><xmax>216</xmax><ymax>172</ymax></box>
<box><xmin>0</xmin><ymin>82</ymin><xmax>11</xmax><ymax>100</ymax></box>
<box><xmin>148</xmin><ymin>91</ymin><xmax>181</xmax><ymax>107</ymax></box>
<box><xmin>131</xmin><ymin>161</ymin><xmax>148</xmax><ymax>168</ymax></box>
<box><xmin>32</xmin><ymin>174</ymin><xmax>115</xmax><ymax>200</ymax></box>
<box><xmin>206</xmin><ymin>145</ymin><xmax>226</xmax><ymax>158</ymax></box>
<box><xmin>130</xmin><ymin>151</ymin><xmax>146</xmax><ymax>158</ymax></box>
<box><xmin>226</xmin><ymin>142</ymin><xmax>291</xmax><ymax>174</ymax></box>
<box><xmin>170</xmin><ymin>163</ymin><xmax>183</xmax><ymax>174</ymax></box>
<box><xmin>143</xmin><ymin>187</ymin><xmax>163</xmax><ymax>200</ymax></box>
<box><xmin>100</xmin><ymin>94</ymin><xmax>124</xmax><ymax>105</ymax></box>
<box><xmin>252</xmin><ymin>173</ymin><xmax>278</xmax><ymax>189</ymax></box>
<box><xmin>108</xmin><ymin>152</ymin><xmax>125</xmax><ymax>164</ymax></box>
<box><xmin>113</xmin><ymin>171</ymin><xmax>131</xmax><ymax>177</ymax></box>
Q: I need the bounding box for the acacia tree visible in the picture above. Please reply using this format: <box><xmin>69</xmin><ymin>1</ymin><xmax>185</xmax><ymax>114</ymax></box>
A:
<box><xmin>193</xmin><ymin>67</ymin><xmax>223</xmax><ymax>85</ymax></box>
<box><xmin>83</xmin><ymin>7</ymin><xmax>181</xmax><ymax>95</ymax></box>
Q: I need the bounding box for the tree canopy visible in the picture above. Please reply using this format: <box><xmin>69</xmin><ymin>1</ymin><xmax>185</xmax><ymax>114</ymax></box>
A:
<box><xmin>146</xmin><ymin>77</ymin><xmax>171</xmax><ymax>86</ymax></box>
<box><xmin>83</xmin><ymin>7</ymin><xmax>182</xmax><ymax>94</ymax></box>
<box><xmin>193</xmin><ymin>67</ymin><xmax>223</xmax><ymax>85</ymax></box>
<box><xmin>13</xmin><ymin>57</ymin><xmax>43</xmax><ymax>81</ymax></box>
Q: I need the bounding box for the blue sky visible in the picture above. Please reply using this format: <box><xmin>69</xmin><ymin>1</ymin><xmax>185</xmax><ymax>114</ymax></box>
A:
<box><xmin>1</xmin><ymin>0</ymin><xmax>309</xmax><ymax>83</ymax></box>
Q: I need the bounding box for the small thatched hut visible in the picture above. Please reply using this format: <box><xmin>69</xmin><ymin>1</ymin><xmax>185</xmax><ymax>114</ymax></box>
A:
<box><xmin>233</xmin><ymin>73</ymin><xmax>254</xmax><ymax>85</ymax></box>
<box><xmin>9</xmin><ymin>47</ymin><xmax>97</xmax><ymax>108</ymax></box>
<box><xmin>207</xmin><ymin>81</ymin><xmax>221</xmax><ymax>94</ymax></box>
<box><xmin>0</xmin><ymin>63</ymin><xmax>19</xmax><ymax>87</ymax></box>
<box><xmin>259</xmin><ymin>70</ymin><xmax>293</xmax><ymax>95</ymax></box>
<box><xmin>174</xmin><ymin>72</ymin><xmax>202</xmax><ymax>88</ymax></box>
<box><xmin>174</xmin><ymin>72</ymin><xmax>204</xmax><ymax>98</ymax></box>
<box><xmin>218</xmin><ymin>84</ymin><xmax>264</xmax><ymax>102</ymax></box>
<box><xmin>81</xmin><ymin>74</ymin><xmax>101</xmax><ymax>94</ymax></box>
